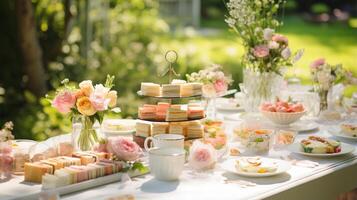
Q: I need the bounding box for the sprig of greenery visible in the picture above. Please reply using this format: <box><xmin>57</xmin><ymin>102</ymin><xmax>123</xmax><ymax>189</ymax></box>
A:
<box><xmin>105</xmin><ymin>75</ymin><xmax>115</xmax><ymax>89</ymax></box>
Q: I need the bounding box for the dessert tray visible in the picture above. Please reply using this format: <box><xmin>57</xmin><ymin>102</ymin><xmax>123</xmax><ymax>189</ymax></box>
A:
<box><xmin>2</xmin><ymin>168</ymin><xmax>148</xmax><ymax>200</ymax></box>
<box><xmin>137</xmin><ymin>91</ymin><xmax>202</xmax><ymax>99</ymax></box>
<box><xmin>221</xmin><ymin>157</ymin><xmax>291</xmax><ymax>177</ymax></box>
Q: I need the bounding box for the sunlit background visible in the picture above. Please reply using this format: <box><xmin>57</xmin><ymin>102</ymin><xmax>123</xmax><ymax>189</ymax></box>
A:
<box><xmin>0</xmin><ymin>0</ymin><xmax>356</xmax><ymax>140</ymax></box>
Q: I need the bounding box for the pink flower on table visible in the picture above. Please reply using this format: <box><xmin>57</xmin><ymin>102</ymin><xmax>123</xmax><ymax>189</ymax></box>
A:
<box><xmin>107</xmin><ymin>137</ymin><xmax>141</xmax><ymax>161</ymax></box>
<box><xmin>253</xmin><ymin>45</ymin><xmax>269</xmax><ymax>58</ymax></box>
<box><xmin>310</xmin><ymin>58</ymin><xmax>325</xmax><ymax>69</ymax></box>
<box><xmin>0</xmin><ymin>142</ymin><xmax>12</xmax><ymax>154</ymax></box>
<box><xmin>214</xmin><ymin>79</ymin><xmax>228</xmax><ymax>93</ymax></box>
<box><xmin>272</xmin><ymin>34</ymin><xmax>288</xmax><ymax>45</ymax></box>
<box><xmin>52</xmin><ymin>91</ymin><xmax>76</xmax><ymax>114</ymax></box>
<box><xmin>188</xmin><ymin>140</ymin><xmax>217</xmax><ymax>170</ymax></box>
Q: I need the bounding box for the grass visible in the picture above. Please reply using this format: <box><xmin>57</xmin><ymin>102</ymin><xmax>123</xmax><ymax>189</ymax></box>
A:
<box><xmin>159</xmin><ymin>15</ymin><xmax>357</xmax><ymax>96</ymax></box>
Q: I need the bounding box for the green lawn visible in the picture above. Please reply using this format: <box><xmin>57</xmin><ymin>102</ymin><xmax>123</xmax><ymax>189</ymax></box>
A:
<box><xmin>159</xmin><ymin>15</ymin><xmax>357</xmax><ymax>96</ymax></box>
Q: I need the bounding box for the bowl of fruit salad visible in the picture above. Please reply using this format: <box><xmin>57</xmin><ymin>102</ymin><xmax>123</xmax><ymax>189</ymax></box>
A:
<box><xmin>260</xmin><ymin>99</ymin><xmax>306</xmax><ymax>126</ymax></box>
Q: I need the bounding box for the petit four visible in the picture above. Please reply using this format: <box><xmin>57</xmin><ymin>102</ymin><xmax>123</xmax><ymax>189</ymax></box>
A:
<box><xmin>138</xmin><ymin>104</ymin><xmax>157</xmax><ymax>120</ymax></box>
<box><xmin>162</xmin><ymin>84</ymin><xmax>181</xmax><ymax>97</ymax></box>
<box><xmin>186</xmin><ymin>121</ymin><xmax>204</xmax><ymax>138</ymax></box>
<box><xmin>169</xmin><ymin>123</ymin><xmax>185</xmax><ymax>135</ymax></box>
<box><xmin>275</xmin><ymin>130</ymin><xmax>296</xmax><ymax>146</ymax></box>
<box><xmin>340</xmin><ymin>124</ymin><xmax>357</xmax><ymax>137</ymax></box>
<box><xmin>151</xmin><ymin>122</ymin><xmax>169</xmax><ymax>135</ymax></box>
<box><xmin>235</xmin><ymin>157</ymin><xmax>278</xmax><ymax>173</ymax></box>
<box><xmin>141</xmin><ymin>82</ymin><xmax>161</xmax><ymax>97</ymax></box>
<box><xmin>187</xmin><ymin>105</ymin><xmax>205</xmax><ymax>119</ymax></box>
<box><xmin>135</xmin><ymin>121</ymin><xmax>152</xmax><ymax>137</ymax></box>
<box><xmin>166</xmin><ymin>106</ymin><xmax>188</xmax><ymax>121</ymax></box>
<box><xmin>24</xmin><ymin>162</ymin><xmax>55</xmax><ymax>183</ymax></box>
<box><xmin>300</xmin><ymin>136</ymin><xmax>341</xmax><ymax>154</ymax></box>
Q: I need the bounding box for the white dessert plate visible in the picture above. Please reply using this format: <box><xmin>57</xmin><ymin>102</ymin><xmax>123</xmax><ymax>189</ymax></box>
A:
<box><xmin>101</xmin><ymin>119</ymin><xmax>136</xmax><ymax>136</ymax></box>
<box><xmin>268</xmin><ymin>120</ymin><xmax>319</xmax><ymax>133</ymax></box>
<box><xmin>327</xmin><ymin>126</ymin><xmax>357</xmax><ymax>140</ymax></box>
<box><xmin>221</xmin><ymin>157</ymin><xmax>291</xmax><ymax>177</ymax></box>
<box><xmin>288</xmin><ymin>142</ymin><xmax>355</xmax><ymax>157</ymax></box>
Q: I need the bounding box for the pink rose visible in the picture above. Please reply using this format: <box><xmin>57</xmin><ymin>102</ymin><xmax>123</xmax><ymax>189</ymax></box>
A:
<box><xmin>188</xmin><ymin>140</ymin><xmax>217</xmax><ymax>170</ymax></box>
<box><xmin>107</xmin><ymin>137</ymin><xmax>141</xmax><ymax>161</ymax></box>
<box><xmin>89</xmin><ymin>94</ymin><xmax>110</xmax><ymax>111</ymax></box>
<box><xmin>272</xmin><ymin>34</ymin><xmax>288</xmax><ymax>45</ymax></box>
<box><xmin>310</xmin><ymin>58</ymin><xmax>325</xmax><ymax>69</ymax></box>
<box><xmin>214</xmin><ymin>79</ymin><xmax>228</xmax><ymax>93</ymax></box>
<box><xmin>52</xmin><ymin>91</ymin><xmax>76</xmax><ymax>114</ymax></box>
<box><xmin>0</xmin><ymin>154</ymin><xmax>14</xmax><ymax>172</ymax></box>
<box><xmin>0</xmin><ymin>143</ymin><xmax>12</xmax><ymax>154</ymax></box>
<box><xmin>253</xmin><ymin>45</ymin><xmax>269</xmax><ymax>58</ymax></box>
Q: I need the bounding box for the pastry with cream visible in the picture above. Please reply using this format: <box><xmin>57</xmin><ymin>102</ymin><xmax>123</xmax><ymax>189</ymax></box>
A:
<box><xmin>300</xmin><ymin>136</ymin><xmax>341</xmax><ymax>154</ymax></box>
<box><xmin>340</xmin><ymin>123</ymin><xmax>357</xmax><ymax>137</ymax></box>
<box><xmin>235</xmin><ymin>157</ymin><xmax>278</xmax><ymax>173</ymax></box>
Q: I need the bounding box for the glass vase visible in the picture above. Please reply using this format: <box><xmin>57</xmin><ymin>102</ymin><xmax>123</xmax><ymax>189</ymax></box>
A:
<box><xmin>205</xmin><ymin>97</ymin><xmax>217</xmax><ymax>119</ymax></box>
<box><xmin>241</xmin><ymin>68</ymin><xmax>284</xmax><ymax>112</ymax></box>
<box><xmin>72</xmin><ymin>115</ymin><xmax>99</xmax><ymax>151</ymax></box>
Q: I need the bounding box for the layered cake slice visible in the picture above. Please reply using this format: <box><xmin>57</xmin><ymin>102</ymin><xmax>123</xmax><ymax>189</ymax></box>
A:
<box><xmin>169</xmin><ymin>122</ymin><xmax>185</xmax><ymax>135</ymax></box>
<box><xmin>152</xmin><ymin>122</ymin><xmax>169</xmax><ymax>135</ymax></box>
<box><xmin>187</xmin><ymin>105</ymin><xmax>205</xmax><ymax>119</ymax></box>
<box><xmin>141</xmin><ymin>82</ymin><xmax>161</xmax><ymax>97</ymax></box>
<box><xmin>135</xmin><ymin>121</ymin><xmax>152</xmax><ymax>137</ymax></box>
<box><xmin>162</xmin><ymin>84</ymin><xmax>181</xmax><ymax>97</ymax></box>
<box><xmin>300</xmin><ymin>136</ymin><xmax>341</xmax><ymax>154</ymax></box>
<box><xmin>186</xmin><ymin>121</ymin><xmax>204</xmax><ymax>139</ymax></box>
<box><xmin>138</xmin><ymin>104</ymin><xmax>157</xmax><ymax>120</ymax></box>
<box><xmin>166</xmin><ymin>106</ymin><xmax>188</xmax><ymax>121</ymax></box>
<box><xmin>341</xmin><ymin>124</ymin><xmax>357</xmax><ymax>137</ymax></box>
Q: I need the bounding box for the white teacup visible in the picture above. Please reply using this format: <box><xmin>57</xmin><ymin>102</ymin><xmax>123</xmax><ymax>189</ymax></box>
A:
<box><xmin>149</xmin><ymin>147</ymin><xmax>185</xmax><ymax>181</ymax></box>
<box><xmin>144</xmin><ymin>134</ymin><xmax>184</xmax><ymax>151</ymax></box>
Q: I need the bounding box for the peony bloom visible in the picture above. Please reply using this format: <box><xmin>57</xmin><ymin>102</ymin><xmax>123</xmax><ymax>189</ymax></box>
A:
<box><xmin>281</xmin><ymin>47</ymin><xmax>291</xmax><ymax>59</ymax></box>
<box><xmin>310</xmin><ymin>58</ymin><xmax>325</xmax><ymax>69</ymax></box>
<box><xmin>93</xmin><ymin>84</ymin><xmax>110</xmax><ymax>98</ymax></box>
<box><xmin>253</xmin><ymin>45</ymin><xmax>270</xmax><ymax>58</ymax></box>
<box><xmin>202</xmin><ymin>83</ymin><xmax>217</xmax><ymax>98</ymax></box>
<box><xmin>214</xmin><ymin>79</ymin><xmax>228</xmax><ymax>93</ymax></box>
<box><xmin>89</xmin><ymin>94</ymin><xmax>110</xmax><ymax>111</ymax></box>
<box><xmin>107</xmin><ymin>137</ymin><xmax>141</xmax><ymax>161</ymax></box>
<box><xmin>268</xmin><ymin>41</ymin><xmax>279</xmax><ymax>49</ymax></box>
<box><xmin>188</xmin><ymin>140</ymin><xmax>217</xmax><ymax>170</ymax></box>
<box><xmin>76</xmin><ymin>96</ymin><xmax>96</xmax><ymax>116</ymax></box>
<box><xmin>107</xmin><ymin>90</ymin><xmax>118</xmax><ymax>108</ymax></box>
<box><xmin>79</xmin><ymin>80</ymin><xmax>94</xmax><ymax>96</ymax></box>
<box><xmin>272</xmin><ymin>34</ymin><xmax>288</xmax><ymax>45</ymax></box>
<box><xmin>263</xmin><ymin>28</ymin><xmax>274</xmax><ymax>40</ymax></box>
<box><xmin>52</xmin><ymin>91</ymin><xmax>76</xmax><ymax>114</ymax></box>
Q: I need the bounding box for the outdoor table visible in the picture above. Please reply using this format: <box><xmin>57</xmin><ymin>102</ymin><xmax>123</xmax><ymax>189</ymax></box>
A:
<box><xmin>1</xmin><ymin>110</ymin><xmax>357</xmax><ymax>200</ymax></box>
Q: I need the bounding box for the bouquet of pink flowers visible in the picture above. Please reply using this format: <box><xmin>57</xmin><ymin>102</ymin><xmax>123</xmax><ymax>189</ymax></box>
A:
<box><xmin>186</xmin><ymin>64</ymin><xmax>233</xmax><ymax>98</ymax></box>
<box><xmin>225</xmin><ymin>0</ymin><xmax>303</xmax><ymax>74</ymax></box>
<box><xmin>0</xmin><ymin>122</ymin><xmax>14</xmax><ymax>178</ymax></box>
<box><xmin>310</xmin><ymin>58</ymin><xmax>345</xmax><ymax>111</ymax></box>
<box><xmin>49</xmin><ymin>75</ymin><xmax>120</xmax><ymax>151</ymax></box>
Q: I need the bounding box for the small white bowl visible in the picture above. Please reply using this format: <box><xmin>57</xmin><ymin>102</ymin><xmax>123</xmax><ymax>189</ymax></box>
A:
<box><xmin>261</xmin><ymin>110</ymin><xmax>306</xmax><ymax>125</ymax></box>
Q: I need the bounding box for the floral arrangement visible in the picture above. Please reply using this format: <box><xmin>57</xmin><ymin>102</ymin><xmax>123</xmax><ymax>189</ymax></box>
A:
<box><xmin>310</xmin><ymin>58</ymin><xmax>345</xmax><ymax>111</ymax></box>
<box><xmin>310</xmin><ymin>58</ymin><xmax>345</xmax><ymax>91</ymax></box>
<box><xmin>186</xmin><ymin>64</ymin><xmax>233</xmax><ymax>97</ymax></box>
<box><xmin>0</xmin><ymin>122</ymin><xmax>14</xmax><ymax>178</ymax></box>
<box><xmin>188</xmin><ymin>140</ymin><xmax>217</xmax><ymax>171</ymax></box>
<box><xmin>49</xmin><ymin>75</ymin><xmax>120</xmax><ymax>151</ymax></box>
<box><xmin>225</xmin><ymin>0</ymin><xmax>303</xmax><ymax>74</ymax></box>
<box><xmin>93</xmin><ymin>137</ymin><xmax>147</xmax><ymax>172</ymax></box>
